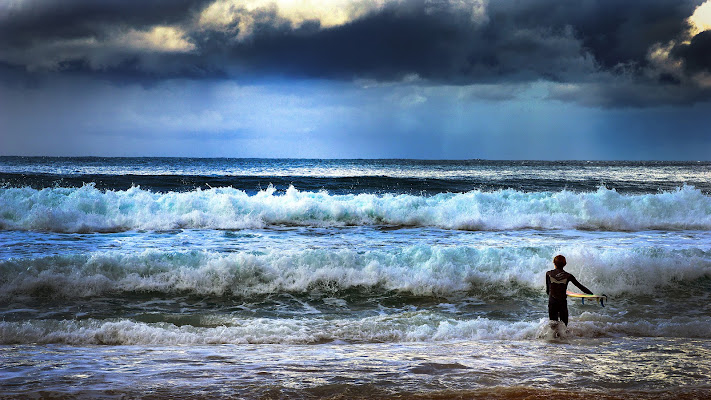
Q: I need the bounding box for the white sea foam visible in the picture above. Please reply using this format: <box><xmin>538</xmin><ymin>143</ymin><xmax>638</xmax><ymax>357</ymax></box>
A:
<box><xmin>571</xmin><ymin>313</ymin><xmax>711</xmax><ymax>338</ymax></box>
<box><xmin>1</xmin><ymin>185</ymin><xmax>710</xmax><ymax>232</ymax></box>
<box><xmin>2</xmin><ymin>313</ymin><xmax>709</xmax><ymax>345</ymax></box>
<box><xmin>2</xmin><ymin>245</ymin><xmax>710</xmax><ymax>300</ymax></box>
<box><xmin>0</xmin><ymin>313</ymin><xmax>537</xmax><ymax>345</ymax></box>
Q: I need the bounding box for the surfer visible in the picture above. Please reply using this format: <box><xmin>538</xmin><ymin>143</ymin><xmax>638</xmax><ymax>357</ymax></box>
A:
<box><xmin>546</xmin><ymin>255</ymin><xmax>593</xmax><ymax>326</ymax></box>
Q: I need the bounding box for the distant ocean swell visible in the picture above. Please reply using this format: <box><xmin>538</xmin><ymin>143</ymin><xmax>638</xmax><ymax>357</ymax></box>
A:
<box><xmin>3</xmin><ymin>246</ymin><xmax>709</xmax><ymax>300</ymax></box>
<box><xmin>1</xmin><ymin>184</ymin><xmax>710</xmax><ymax>232</ymax></box>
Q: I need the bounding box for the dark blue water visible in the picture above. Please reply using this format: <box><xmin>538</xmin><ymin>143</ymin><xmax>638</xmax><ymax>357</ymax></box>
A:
<box><xmin>2</xmin><ymin>157</ymin><xmax>710</xmax><ymax>194</ymax></box>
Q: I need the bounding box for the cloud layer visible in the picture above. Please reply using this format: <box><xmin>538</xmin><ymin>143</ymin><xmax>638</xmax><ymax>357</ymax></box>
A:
<box><xmin>2</xmin><ymin>0</ymin><xmax>711</xmax><ymax>106</ymax></box>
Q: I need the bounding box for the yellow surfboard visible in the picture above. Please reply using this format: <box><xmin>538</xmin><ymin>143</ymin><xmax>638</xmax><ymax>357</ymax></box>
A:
<box><xmin>566</xmin><ymin>291</ymin><xmax>608</xmax><ymax>307</ymax></box>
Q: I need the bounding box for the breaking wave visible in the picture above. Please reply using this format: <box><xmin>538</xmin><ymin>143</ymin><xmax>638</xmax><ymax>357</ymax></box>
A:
<box><xmin>1</xmin><ymin>184</ymin><xmax>710</xmax><ymax>232</ymax></box>
<box><xmin>2</xmin><ymin>314</ymin><xmax>709</xmax><ymax>345</ymax></box>
<box><xmin>2</xmin><ymin>245</ymin><xmax>710</xmax><ymax>300</ymax></box>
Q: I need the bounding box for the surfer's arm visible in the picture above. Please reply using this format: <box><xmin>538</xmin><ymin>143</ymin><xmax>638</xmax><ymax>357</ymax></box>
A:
<box><xmin>570</xmin><ymin>276</ymin><xmax>593</xmax><ymax>295</ymax></box>
<box><xmin>545</xmin><ymin>274</ymin><xmax>550</xmax><ymax>295</ymax></box>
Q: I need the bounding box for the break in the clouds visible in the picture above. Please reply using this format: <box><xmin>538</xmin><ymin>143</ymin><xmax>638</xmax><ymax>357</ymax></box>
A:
<box><xmin>3</xmin><ymin>0</ymin><xmax>711</xmax><ymax>106</ymax></box>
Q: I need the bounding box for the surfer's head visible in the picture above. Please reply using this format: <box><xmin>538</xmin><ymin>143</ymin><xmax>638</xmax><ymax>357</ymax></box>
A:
<box><xmin>553</xmin><ymin>255</ymin><xmax>566</xmax><ymax>269</ymax></box>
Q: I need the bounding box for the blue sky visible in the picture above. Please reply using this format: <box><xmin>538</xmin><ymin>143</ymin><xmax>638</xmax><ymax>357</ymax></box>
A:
<box><xmin>2</xmin><ymin>0</ymin><xmax>711</xmax><ymax>159</ymax></box>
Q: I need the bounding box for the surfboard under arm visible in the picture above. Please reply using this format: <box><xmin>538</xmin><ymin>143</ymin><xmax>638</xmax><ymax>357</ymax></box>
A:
<box><xmin>566</xmin><ymin>291</ymin><xmax>608</xmax><ymax>307</ymax></box>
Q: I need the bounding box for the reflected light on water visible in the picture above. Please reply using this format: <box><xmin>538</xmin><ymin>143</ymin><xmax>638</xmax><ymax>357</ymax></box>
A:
<box><xmin>2</xmin><ymin>338</ymin><xmax>710</xmax><ymax>398</ymax></box>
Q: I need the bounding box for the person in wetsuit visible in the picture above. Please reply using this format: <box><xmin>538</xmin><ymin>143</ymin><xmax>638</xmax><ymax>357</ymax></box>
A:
<box><xmin>546</xmin><ymin>255</ymin><xmax>593</xmax><ymax>326</ymax></box>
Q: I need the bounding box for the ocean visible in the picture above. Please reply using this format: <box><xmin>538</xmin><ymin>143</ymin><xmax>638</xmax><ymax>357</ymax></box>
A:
<box><xmin>1</xmin><ymin>157</ymin><xmax>710</xmax><ymax>399</ymax></box>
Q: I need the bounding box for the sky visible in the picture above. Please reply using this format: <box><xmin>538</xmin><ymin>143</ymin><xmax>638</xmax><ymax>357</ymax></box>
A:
<box><xmin>1</xmin><ymin>0</ymin><xmax>711</xmax><ymax>159</ymax></box>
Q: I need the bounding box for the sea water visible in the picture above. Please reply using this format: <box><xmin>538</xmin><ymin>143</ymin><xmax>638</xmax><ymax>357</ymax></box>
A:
<box><xmin>1</xmin><ymin>158</ymin><xmax>710</xmax><ymax>399</ymax></box>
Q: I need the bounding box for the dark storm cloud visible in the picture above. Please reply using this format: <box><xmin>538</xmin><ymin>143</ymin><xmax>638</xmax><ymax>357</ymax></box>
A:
<box><xmin>489</xmin><ymin>0</ymin><xmax>696</xmax><ymax>69</ymax></box>
<box><xmin>673</xmin><ymin>30</ymin><xmax>711</xmax><ymax>73</ymax></box>
<box><xmin>0</xmin><ymin>0</ymin><xmax>210</xmax><ymax>46</ymax></box>
<box><xmin>218</xmin><ymin>3</ymin><xmax>591</xmax><ymax>83</ymax></box>
<box><xmin>1</xmin><ymin>0</ymin><xmax>710</xmax><ymax>106</ymax></box>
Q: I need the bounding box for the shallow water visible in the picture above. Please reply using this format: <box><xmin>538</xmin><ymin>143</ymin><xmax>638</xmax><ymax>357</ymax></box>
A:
<box><xmin>2</xmin><ymin>339</ymin><xmax>710</xmax><ymax>398</ymax></box>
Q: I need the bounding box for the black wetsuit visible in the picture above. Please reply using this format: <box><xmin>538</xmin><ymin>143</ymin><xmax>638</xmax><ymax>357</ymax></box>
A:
<box><xmin>546</xmin><ymin>268</ymin><xmax>592</xmax><ymax>325</ymax></box>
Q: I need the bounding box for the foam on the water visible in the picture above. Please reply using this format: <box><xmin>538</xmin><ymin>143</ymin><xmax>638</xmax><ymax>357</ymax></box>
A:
<box><xmin>1</xmin><ymin>184</ymin><xmax>711</xmax><ymax>232</ymax></box>
<box><xmin>2</xmin><ymin>314</ymin><xmax>710</xmax><ymax>345</ymax></box>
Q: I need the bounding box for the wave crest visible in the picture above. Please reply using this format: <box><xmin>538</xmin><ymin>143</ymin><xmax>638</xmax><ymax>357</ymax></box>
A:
<box><xmin>2</xmin><ymin>246</ymin><xmax>710</xmax><ymax>300</ymax></box>
<box><xmin>1</xmin><ymin>184</ymin><xmax>710</xmax><ymax>232</ymax></box>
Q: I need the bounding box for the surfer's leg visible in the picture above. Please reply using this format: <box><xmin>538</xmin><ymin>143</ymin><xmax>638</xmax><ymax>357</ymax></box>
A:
<box><xmin>560</xmin><ymin>303</ymin><xmax>568</xmax><ymax>326</ymax></box>
<box><xmin>548</xmin><ymin>298</ymin><xmax>558</xmax><ymax>321</ymax></box>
